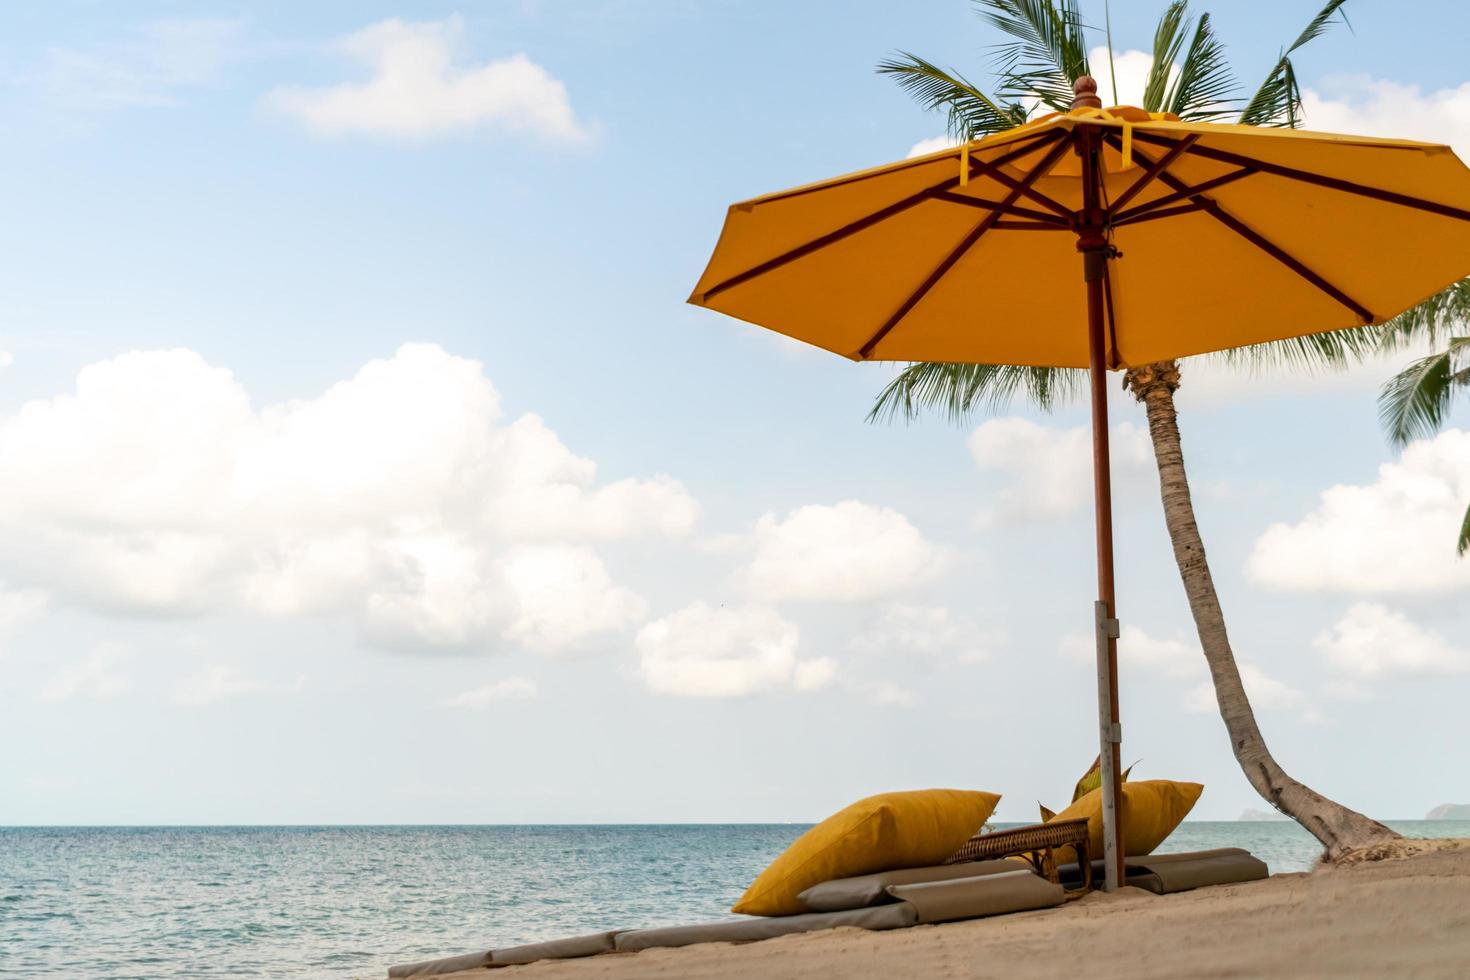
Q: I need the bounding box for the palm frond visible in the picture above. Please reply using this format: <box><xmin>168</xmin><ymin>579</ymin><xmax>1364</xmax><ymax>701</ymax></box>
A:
<box><xmin>1104</xmin><ymin>0</ymin><xmax>1119</xmax><ymax>105</ymax></box>
<box><xmin>1459</xmin><ymin>501</ymin><xmax>1470</xmax><ymax>557</ymax></box>
<box><xmin>1143</xmin><ymin>1</ymin><xmax>1189</xmax><ymax>114</ymax></box>
<box><xmin>1167</xmin><ymin>13</ymin><xmax>1238</xmax><ymax>121</ymax></box>
<box><xmin>1211</xmin><ymin>323</ymin><xmax>1378</xmax><ymax>374</ymax></box>
<box><xmin>1375</xmin><ymin>278</ymin><xmax>1470</xmax><ymax>352</ymax></box>
<box><xmin>868</xmin><ymin>361</ymin><xmax>1085</xmax><ymax>424</ymax></box>
<box><xmin>1378</xmin><ymin>349</ymin><xmax>1456</xmax><ymax>448</ymax></box>
<box><xmin>878</xmin><ymin>52</ymin><xmax>1029</xmax><ymax>139</ymax></box>
<box><xmin>1238</xmin><ymin>0</ymin><xmax>1350</xmax><ymax>128</ymax></box>
<box><xmin>978</xmin><ymin>0</ymin><xmax>1090</xmax><ymax>112</ymax></box>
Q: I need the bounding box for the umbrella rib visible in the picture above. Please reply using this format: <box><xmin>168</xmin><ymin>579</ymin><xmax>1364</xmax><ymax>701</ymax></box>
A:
<box><xmin>964</xmin><ymin>152</ymin><xmax>1075</xmax><ymax>218</ymax></box>
<box><xmin>855</xmin><ymin>135</ymin><xmax>1076</xmax><ymax>360</ymax></box>
<box><xmin>931</xmin><ymin>191</ymin><xmax>1070</xmax><ymax>225</ymax></box>
<box><xmin>1109</xmin><ymin>134</ymin><xmax>1200</xmax><ymax>214</ymax></box>
<box><xmin>1111</xmin><ymin>134</ymin><xmax>1375</xmax><ymax>324</ymax></box>
<box><xmin>1132</xmin><ymin>132</ymin><xmax>1470</xmax><ymax>224</ymax></box>
<box><xmin>1109</xmin><ymin>202</ymin><xmax>1209</xmax><ymax>227</ymax></box>
<box><xmin>1110</xmin><ymin>168</ymin><xmax>1255</xmax><ymax>223</ymax></box>
<box><xmin>698</xmin><ymin>131</ymin><xmax>1068</xmax><ymax>302</ymax></box>
<box><xmin>991</xmin><ymin>220</ymin><xmax>1071</xmax><ymax>230</ymax></box>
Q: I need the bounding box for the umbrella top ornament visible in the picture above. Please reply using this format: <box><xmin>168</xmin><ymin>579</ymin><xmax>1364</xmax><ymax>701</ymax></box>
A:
<box><xmin>690</xmin><ymin>76</ymin><xmax>1470</xmax><ymax>371</ymax></box>
<box><xmin>687</xmin><ymin>76</ymin><xmax>1470</xmax><ymax>893</ymax></box>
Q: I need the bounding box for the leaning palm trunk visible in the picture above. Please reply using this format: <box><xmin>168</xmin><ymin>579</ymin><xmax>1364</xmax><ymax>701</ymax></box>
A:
<box><xmin>1125</xmin><ymin>361</ymin><xmax>1400</xmax><ymax>860</ymax></box>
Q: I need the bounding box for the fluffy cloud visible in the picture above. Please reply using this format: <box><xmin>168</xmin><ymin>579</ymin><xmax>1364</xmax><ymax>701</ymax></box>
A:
<box><xmin>39</xmin><ymin>647</ymin><xmax>130</xmax><ymax>703</ymax></box>
<box><xmin>1060</xmin><ymin>623</ymin><xmax>1308</xmax><ymax>716</ymax></box>
<box><xmin>636</xmin><ymin>602</ymin><xmax>831</xmax><ymax>698</ymax></box>
<box><xmin>1086</xmin><ymin>47</ymin><xmax>1168</xmax><ymax>109</ymax></box>
<box><xmin>853</xmin><ymin>604</ymin><xmax>991</xmax><ymax>664</ymax></box>
<box><xmin>1313</xmin><ymin>603</ymin><xmax>1469</xmax><ymax>681</ymax></box>
<box><xmin>0</xmin><ymin>586</ymin><xmax>47</xmax><ymax>637</ymax></box>
<box><xmin>1303</xmin><ymin>75</ymin><xmax>1470</xmax><ymax>161</ymax></box>
<box><xmin>264</xmin><ymin>17</ymin><xmax>588</xmax><ymax>142</ymax></box>
<box><xmin>1247</xmin><ymin>430</ymin><xmax>1470</xmax><ymax>594</ymax></box>
<box><xmin>907</xmin><ymin>136</ymin><xmax>958</xmax><ymax>159</ymax></box>
<box><xmin>1184</xmin><ymin>663</ymin><xmax>1304</xmax><ymax>715</ymax></box>
<box><xmin>442</xmin><ymin>676</ymin><xmax>538</xmax><ymax>708</ymax></box>
<box><xmin>0</xmin><ymin>344</ymin><xmax>692</xmax><ymax>653</ymax></box>
<box><xmin>969</xmin><ymin>418</ymin><xmax>1152</xmax><ymax>525</ymax></box>
<box><xmin>1060</xmin><ymin>623</ymin><xmax>1201</xmax><ymax>679</ymax></box>
<box><xmin>741</xmin><ymin>502</ymin><xmax>942</xmax><ymax>602</ymax></box>
<box><xmin>856</xmin><ymin>680</ymin><xmax>919</xmax><ymax>708</ymax></box>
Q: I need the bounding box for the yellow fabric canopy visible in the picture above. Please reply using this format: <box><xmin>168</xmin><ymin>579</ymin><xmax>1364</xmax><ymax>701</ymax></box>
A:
<box><xmin>689</xmin><ymin>107</ymin><xmax>1470</xmax><ymax>369</ymax></box>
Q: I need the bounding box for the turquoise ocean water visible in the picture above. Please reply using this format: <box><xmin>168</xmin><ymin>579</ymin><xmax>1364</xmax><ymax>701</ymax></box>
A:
<box><xmin>3</xmin><ymin>821</ymin><xmax>1465</xmax><ymax>979</ymax></box>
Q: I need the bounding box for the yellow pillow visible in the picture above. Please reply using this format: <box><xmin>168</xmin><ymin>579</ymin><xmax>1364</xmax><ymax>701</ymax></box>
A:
<box><xmin>1048</xmin><ymin>779</ymin><xmax>1202</xmax><ymax>864</ymax></box>
<box><xmin>732</xmin><ymin>789</ymin><xmax>1000</xmax><ymax>917</ymax></box>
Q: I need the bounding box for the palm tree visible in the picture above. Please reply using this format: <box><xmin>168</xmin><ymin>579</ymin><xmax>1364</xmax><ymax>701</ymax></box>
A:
<box><xmin>871</xmin><ymin>0</ymin><xmax>1400</xmax><ymax>859</ymax></box>
<box><xmin>1376</xmin><ymin>279</ymin><xmax>1470</xmax><ymax>555</ymax></box>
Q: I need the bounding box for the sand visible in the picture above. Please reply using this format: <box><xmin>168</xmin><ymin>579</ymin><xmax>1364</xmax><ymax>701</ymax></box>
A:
<box><xmin>433</xmin><ymin>841</ymin><xmax>1470</xmax><ymax>980</ymax></box>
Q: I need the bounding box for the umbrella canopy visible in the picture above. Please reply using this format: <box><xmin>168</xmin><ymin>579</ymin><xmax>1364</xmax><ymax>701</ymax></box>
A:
<box><xmin>690</xmin><ymin>101</ymin><xmax>1470</xmax><ymax>370</ymax></box>
<box><xmin>687</xmin><ymin>77</ymin><xmax>1470</xmax><ymax>893</ymax></box>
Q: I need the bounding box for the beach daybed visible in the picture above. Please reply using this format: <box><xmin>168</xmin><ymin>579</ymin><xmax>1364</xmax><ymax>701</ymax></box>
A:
<box><xmin>386</xmin><ymin>786</ymin><xmax>1271</xmax><ymax>977</ymax></box>
<box><xmin>384</xmin><ymin>849</ymin><xmax>1272</xmax><ymax>976</ymax></box>
<box><xmin>387</xmin><ymin>861</ymin><xmax>1065</xmax><ymax>977</ymax></box>
<box><xmin>1060</xmin><ymin>847</ymin><xmax>1270</xmax><ymax>895</ymax></box>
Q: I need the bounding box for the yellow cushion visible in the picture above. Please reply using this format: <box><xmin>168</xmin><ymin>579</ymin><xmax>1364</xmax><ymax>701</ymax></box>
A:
<box><xmin>731</xmin><ymin>789</ymin><xmax>1000</xmax><ymax>917</ymax></box>
<box><xmin>1049</xmin><ymin>779</ymin><xmax>1202</xmax><ymax>864</ymax></box>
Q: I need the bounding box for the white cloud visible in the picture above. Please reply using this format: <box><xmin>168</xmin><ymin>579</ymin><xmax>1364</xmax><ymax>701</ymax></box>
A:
<box><xmin>793</xmin><ymin>657</ymin><xmax>838</xmax><ymax>691</ymax></box>
<box><xmin>0</xmin><ymin>351</ymin><xmax>13</xmax><ymax>370</ymax></box>
<box><xmin>636</xmin><ymin>602</ymin><xmax>827</xmax><ymax>698</ymax></box>
<box><xmin>853</xmin><ymin>603</ymin><xmax>992</xmax><ymax>664</ymax></box>
<box><xmin>1087</xmin><ymin>47</ymin><xmax>1167</xmax><ymax>109</ymax></box>
<box><xmin>1185</xmin><ymin>663</ymin><xmax>1304</xmax><ymax>714</ymax></box>
<box><xmin>171</xmin><ymin>664</ymin><xmax>271</xmax><ymax>706</ymax></box>
<box><xmin>1060</xmin><ymin>623</ymin><xmax>1202</xmax><ymax>679</ymax></box>
<box><xmin>39</xmin><ymin>647</ymin><xmax>130</xmax><ymax>703</ymax></box>
<box><xmin>907</xmin><ymin>135</ymin><xmax>958</xmax><ymax>159</ymax></box>
<box><xmin>1247</xmin><ymin>430</ymin><xmax>1470</xmax><ymax>595</ymax></box>
<box><xmin>0</xmin><ymin>586</ymin><xmax>47</xmax><ymax>638</ymax></box>
<box><xmin>1060</xmin><ymin>622</ymin><xmax>1308</xmax><ymax>717</ymax></box>
<box><xmin>741</xmin><ymin>501</ymin><xmax>942</xmax><ymax>602</ymax></box>
<box><xmin>1303</xmin><ymin>75</ymin><xmax>1470</xmax><ymax>161</ymax></box>
<box><xmin>264</xmin><ymin>16</ymin><xmax>589</xmax><ymax>142</ymax></box>
<box><xmin>857</xmin><ymin>680</ymin><xmax>919</xmax><ymax>709</ymax></box>
<box><xmin>42</xmin><ymin>19</ymin><xmax>244</xmax><ymax>109</ymax></box>
<box><xmin>442</xmin><ymin>676</ymin><xmax>538</xmax><ymax>708</ymax></box>
<box><xmin>1312</xmin><ymin>603</ymin><xmax>1469</xmax><ymax>681</ymax></box>
<box><xmin>969</xmin><ymin>418</ymin><xmax>1152</xmax><ymax>526</ymax></box>
<box><xmin>0</xmin><ymin>344</ymin><xmax>694</xmax><ymax>653</ymax></box>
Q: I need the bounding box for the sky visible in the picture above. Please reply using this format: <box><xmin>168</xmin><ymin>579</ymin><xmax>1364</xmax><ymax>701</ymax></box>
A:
<box><xmin>1</xmin><ymin>0</ymin><xmax>1468</xmax><ymax>826</ymax></box>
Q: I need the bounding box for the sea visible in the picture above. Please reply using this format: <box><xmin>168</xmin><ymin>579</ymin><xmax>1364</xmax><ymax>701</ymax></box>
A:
<box><xmin>2</xmin><ymin>821</ymin><xmax>1466</xmax><ymax>979</ymax></box>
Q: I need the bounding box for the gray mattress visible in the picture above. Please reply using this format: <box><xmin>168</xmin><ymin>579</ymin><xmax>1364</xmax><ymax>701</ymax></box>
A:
<box><xmin>385</xmin><ymin>848</ymin><xmax>1264</xmax><ymax>976</ymax></box>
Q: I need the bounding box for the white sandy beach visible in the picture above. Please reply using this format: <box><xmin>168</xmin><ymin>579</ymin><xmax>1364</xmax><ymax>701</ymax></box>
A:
<box><xmin>434</xmin><ymin>842</ymin><xmax>1470</xmax><ymax>980</ymax></box>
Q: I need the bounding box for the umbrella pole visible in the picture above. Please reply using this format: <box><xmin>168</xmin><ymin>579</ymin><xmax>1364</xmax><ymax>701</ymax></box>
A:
<box><xmin>1073</xmin><ymin>79</ymin><xmax>1126</xmax><ymax>893</ymax></box>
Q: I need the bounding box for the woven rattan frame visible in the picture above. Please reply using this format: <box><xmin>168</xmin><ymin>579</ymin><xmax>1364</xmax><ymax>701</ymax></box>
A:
<box><xmin>945</xmin><ymin>818</ymin><xmax>1093</xmax><ymax>896</ymax></box>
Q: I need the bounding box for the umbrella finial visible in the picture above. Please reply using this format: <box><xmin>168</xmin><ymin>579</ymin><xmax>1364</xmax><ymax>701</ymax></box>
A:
<box><xmin>1072</xmin><ymin>76</ymin><xmax>1102</xmax><ymax>110</ymax></box>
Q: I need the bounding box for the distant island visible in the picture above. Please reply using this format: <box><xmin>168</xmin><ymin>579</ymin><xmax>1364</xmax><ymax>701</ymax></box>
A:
<box><xmin>1426</xmin><ymin>804</ymin><xmax>1470</xmax><ymax>820</ymax></box>
<box><xmin>1239</xmin><ymin>808</ymin><xmax>1291</xmax><ymax>821</ymax></box>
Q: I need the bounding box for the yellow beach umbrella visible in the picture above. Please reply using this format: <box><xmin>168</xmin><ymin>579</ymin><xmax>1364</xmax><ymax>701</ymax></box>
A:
<box><xmin>689</xmin><ymin>77</ymin><xmax>1470</xmax><ymax>890</ymax></box>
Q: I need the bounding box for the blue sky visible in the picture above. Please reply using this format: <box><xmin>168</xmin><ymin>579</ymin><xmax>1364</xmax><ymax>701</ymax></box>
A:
<box><xmin>0</xmin><ymin>0</ymin><xmax>1467</xmax><ymax>826</ymax></box>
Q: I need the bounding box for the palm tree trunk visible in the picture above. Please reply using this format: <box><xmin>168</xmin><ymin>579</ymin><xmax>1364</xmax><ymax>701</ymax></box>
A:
<box><xmin>1125</xmin><ymin>361</ymin><xmax>1400</xmax><ymax>861</ymax></box>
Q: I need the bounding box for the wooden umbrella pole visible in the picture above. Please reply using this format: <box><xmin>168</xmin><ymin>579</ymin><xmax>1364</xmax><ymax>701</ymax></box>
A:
<box><xmin>1072</xmin><ymin>77</ymin><xmax>1126</xmax><ymax>893</ymax></box>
